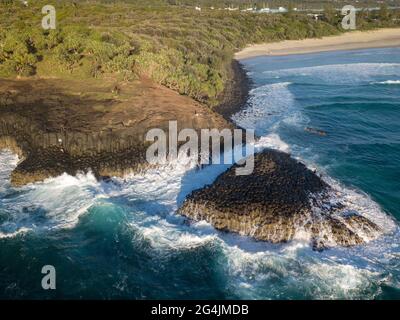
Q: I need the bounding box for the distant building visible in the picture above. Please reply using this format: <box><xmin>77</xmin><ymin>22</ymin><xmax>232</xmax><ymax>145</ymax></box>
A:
<box><xmin>307</xmin><ymin>13</ymin><xmax>324</xmax><ymax>20</ymax></box>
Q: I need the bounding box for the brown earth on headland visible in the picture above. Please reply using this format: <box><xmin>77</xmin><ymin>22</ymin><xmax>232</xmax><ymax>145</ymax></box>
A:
<box><xmin>0</xmin><ymin>76</ymin><xmax>233</xmax><ymax>186</ymax></box>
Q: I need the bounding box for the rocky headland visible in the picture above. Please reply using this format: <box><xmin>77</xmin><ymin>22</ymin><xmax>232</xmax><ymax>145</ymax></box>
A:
<box><xmin>0</xmin><ymin>62</ymin><xmax>383</xmax><ymax>249</ymax></box>
<box><xmin>0</xmin><ymin>77</ymin><xmax>233</xmax><ymax>186</ymax></box>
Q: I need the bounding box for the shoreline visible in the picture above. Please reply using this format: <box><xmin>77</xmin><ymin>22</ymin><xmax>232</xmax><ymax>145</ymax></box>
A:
<box><xmin>214</xmin><ymin>60</ymin><xmax>251</xmax><ymax>121</ymax></box>
<box><xmin>235</xmin><ymin>28</ymin><xmax>400</xmax><ymax>60</ymax></box>
<box><xmin>0</xmin><ymin>34</ymin><xmax>387</xmax><ymax>251</ymax></box>
<box><xmin>4</xmin><ymin>26</ymin><xmax>399</xmax><ymax>186</ymax></box>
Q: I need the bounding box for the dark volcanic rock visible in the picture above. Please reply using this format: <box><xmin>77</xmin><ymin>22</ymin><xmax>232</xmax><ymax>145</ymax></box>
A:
<box><xmin>214</xmin><ymin>60</ymin><xmax>251</xmax><ymax>121</ymax></box>
<box><xmin>0</xmin><ymin>78</ymin><xmax>233</xmax><ymax>186</ymax></box>
<box><xmin>178</xmin><ymin>150</ymin><xmax>381</xmax><ymax>249</ymax></box>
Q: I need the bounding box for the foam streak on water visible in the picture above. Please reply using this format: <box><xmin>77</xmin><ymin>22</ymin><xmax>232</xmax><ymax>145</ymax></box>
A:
<box><xmin>262</xmin><ymin>63</ymin><xmax>400</xmax><ymax>85</ymax></box>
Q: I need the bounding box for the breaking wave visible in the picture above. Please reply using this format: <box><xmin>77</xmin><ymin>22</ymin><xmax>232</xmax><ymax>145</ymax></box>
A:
<box><xmin>372</xmin><ymin>80</ymin><xmax>400</xmax><ymax>85</ymax></box>
<box><xmin>262</xmin><ymin>63</ymin><xmax>400</xmax><ymax>85</ymax></box>
<box><xmin>232</xmin><ymin>82</ymin><xmax>308</xmax><ymax>135</ymax></box>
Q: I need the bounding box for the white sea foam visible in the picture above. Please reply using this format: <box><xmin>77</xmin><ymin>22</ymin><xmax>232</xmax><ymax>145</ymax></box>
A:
<box><xmin>0</xmin><ymin>227</ymin><xmax>31</xmax><ymax>239</ymax></box>
<box><xmin>2</xmin><ymin>76</ymin><xmax>391</xmax><ymax>246</ymax></box>
<box><xmin>220</xmin><ymin>236</ymin><xmax>388</xmax><ymax>299</ymax></box>
<box><xmin>231</xmin><ymin>82</ymin><xmax>308</xmax><ymax>135</ymax></box>
<box><xmin>0</xmin><ymin>151</ymin><xmax>228</xmax><ymax>238</ymax></box>
<box><xmin>0</xmin><ymin>150</ymin><xmax>19</xmax><ymax>192</ymax></box>
<box><xmin>255</xmin><ymin>134</ymin><xmax>291</xmax><ymax>153</ymax></box>
<box><xmin>0</xmin><ymin>171</ymin><xmax>105</xmax><ymax>237</ymax></box>
<box><xmin>372</xmin><ymin>80</ymin><xmax>400</xmax><ymax>85</ymax></box>
<box><xmin>137</xmin><ymin>221</ymin><xmax>218</xmax><ymax>251</ymax></box>
<box><xmin>110</xmin><ymin>153</ymin><xmax>230</xmax><ymax>209</ymax></box>
<box><xmin>262</xmin><ymin>63</ymin><xmax>400</xmax><ymax>85</ymax></box>
<box><xmin>0</xmin><ymin>147</ymin><xmax>110</xmax><ymax>236</ymax></box>
<box><xmin>320</xmin><ymin>175</ymin><xmax>396</xmax><ymax>233</ymax></box>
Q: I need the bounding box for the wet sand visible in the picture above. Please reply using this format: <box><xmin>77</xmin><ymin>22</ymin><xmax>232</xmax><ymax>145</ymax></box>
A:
<box><xmin>235</xmin><ymin>28</ymin><xmax>400</xmax><ymax>59</ymax></box>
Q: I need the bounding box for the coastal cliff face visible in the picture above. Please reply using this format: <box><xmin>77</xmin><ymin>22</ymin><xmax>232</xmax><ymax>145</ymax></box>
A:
<box><xmin>178</xmin><ymin>150</ymin><xmax>381</xmax><ymax>250</ymax></box>
<box><xmin>0</xmin><ymin>77</ymin><xmax>233</xmax><ymax>186</ymax></box>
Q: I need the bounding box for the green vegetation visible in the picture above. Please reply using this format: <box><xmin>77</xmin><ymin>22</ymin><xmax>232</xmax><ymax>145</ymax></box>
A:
<box><xmin>1</xmin><ymin>0</ymin><xmax>399</xmax><ymax>106</ymax></box>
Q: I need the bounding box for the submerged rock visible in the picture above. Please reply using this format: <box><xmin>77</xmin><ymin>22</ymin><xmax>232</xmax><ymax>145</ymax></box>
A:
<box><xmin>178</xmin><ymin>150</ymin><xmax>381</xmax><ymax>250</ymax></box>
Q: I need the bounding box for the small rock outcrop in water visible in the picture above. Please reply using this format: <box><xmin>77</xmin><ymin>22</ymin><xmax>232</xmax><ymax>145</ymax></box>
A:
<box><xmin>179</xmin><ymin>150</ymin><xmax>381</xmax><ymax>250</ymax></box>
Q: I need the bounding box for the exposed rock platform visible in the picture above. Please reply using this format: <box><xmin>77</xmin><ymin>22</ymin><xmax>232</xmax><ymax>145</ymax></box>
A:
<box><xmin>179</xmin><ymin>150</ymin><xmax>381</xmax><ymax>250</ymax></box>
<box><xmin>0</xmin><ymin>77</ymin><xmax>232</xmax><ymax>186</ymax></box>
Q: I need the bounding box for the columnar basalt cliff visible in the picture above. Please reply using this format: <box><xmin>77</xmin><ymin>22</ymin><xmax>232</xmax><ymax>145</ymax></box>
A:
<box><xmin>178</xmin><ymin>150</ymin><xmax>381</xmax><ymax>250</ymax></box>
<box><xmin>0</xmin><ymin>78</ymin><xmax>233</xmax><ymax>186</ymax></box>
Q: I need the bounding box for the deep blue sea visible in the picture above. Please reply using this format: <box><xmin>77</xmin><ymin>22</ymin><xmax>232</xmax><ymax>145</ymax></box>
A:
<box><xmin>1</xmin><ymin>47</ymin><xmax>400</xmax><ymax>300</ymax></box>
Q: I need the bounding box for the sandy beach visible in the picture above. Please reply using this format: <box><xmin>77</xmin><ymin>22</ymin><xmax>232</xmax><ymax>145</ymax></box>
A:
<box><xmin>235</xmin><ymin>28</ymin><xmax>400</xmax><ymax>59</ymax></box>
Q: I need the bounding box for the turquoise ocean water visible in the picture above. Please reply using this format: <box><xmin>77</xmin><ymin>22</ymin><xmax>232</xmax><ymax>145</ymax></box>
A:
<box><xmin>0</xmin><ymin>47</ymin><xmax>399</xmax><ymax>299</ymax></box>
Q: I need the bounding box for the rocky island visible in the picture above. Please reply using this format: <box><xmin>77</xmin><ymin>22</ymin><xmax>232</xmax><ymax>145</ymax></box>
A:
<box><xmin>179</xmin><ymin>150</ymin><xmax>381</xmax><ymax>250</ymax></box>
